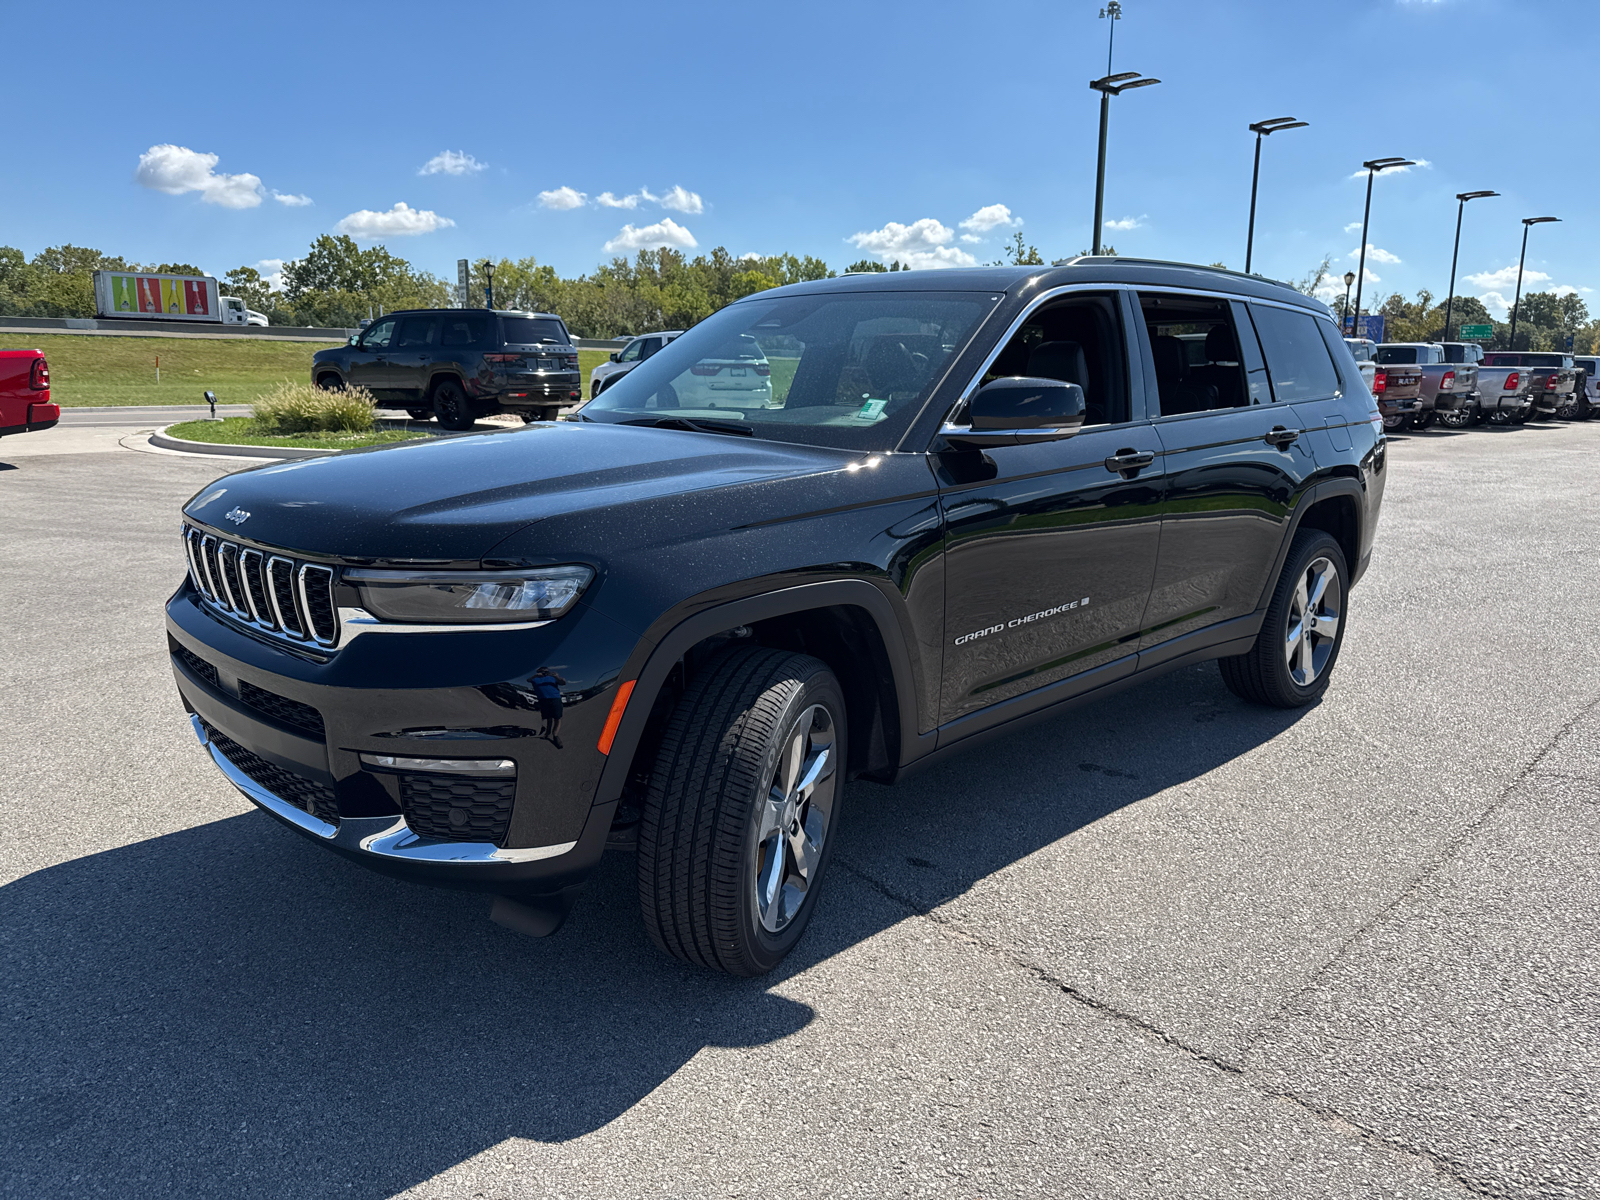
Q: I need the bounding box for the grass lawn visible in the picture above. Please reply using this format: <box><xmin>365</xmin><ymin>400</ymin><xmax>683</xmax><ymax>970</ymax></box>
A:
<box><xmin>164</xmin><ymin>417</ymin><xmax>430</xmax><ymax>450</ymax></box>
<box><xmin>16</xmin><ymin>333</ymin><xmax>617</xmax><ymax>408</ymax></box>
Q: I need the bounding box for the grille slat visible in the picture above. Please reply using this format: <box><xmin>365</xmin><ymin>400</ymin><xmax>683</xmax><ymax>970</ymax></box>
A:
<box><xmin>202</xmin><ymin>719</ymin><xmax>340</xmax><ymax>825</ymax></box>
<box><xmin>398</xmin><ymin>773</ymin><xmax>516</xmax><ymax>844</ymax></box>
<box><xmin>172</xmin><ymin>643</ymin><xmax>220</xmax><ymax>689</ymax></box>
<box><xmin>238</xmin><ymin>679</ymin><xmax>326</xmax><ymax>739</ymax></box>
<box><xmin>182</xmin><ymin>524</ymin><xmax>338</xmax><ymax>649</ymax></box>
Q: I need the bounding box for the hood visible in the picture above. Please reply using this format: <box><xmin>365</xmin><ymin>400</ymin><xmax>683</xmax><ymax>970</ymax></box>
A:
<box><xmin>182</xmin><ymin>422</ymin><xmax>847</xmax><ymax>563</ymax></box>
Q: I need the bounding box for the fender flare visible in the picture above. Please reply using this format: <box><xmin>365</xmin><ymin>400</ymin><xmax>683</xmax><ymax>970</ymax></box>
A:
<box><xmin>1255</xmin><ymin>475</ymin><xmax>1367</xmax><ymax>613</ymax></box>
<box><xmin>593</xmin><ymin>579</ymin><xmax>925</xmax><ymax>805</ymax></box>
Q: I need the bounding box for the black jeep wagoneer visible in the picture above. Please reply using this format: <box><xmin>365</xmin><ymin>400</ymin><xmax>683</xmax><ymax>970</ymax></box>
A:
<box><xmin>168</xmin><ymin>259</ymin><xmax>1385</xmax><ymax>975</ymax></box>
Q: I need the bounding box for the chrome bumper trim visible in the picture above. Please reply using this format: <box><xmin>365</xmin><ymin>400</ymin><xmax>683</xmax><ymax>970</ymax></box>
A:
<box><xmin>190</xmin><ymin>714</ymin><xmax>575</xmax><ymax>866</ymax></box>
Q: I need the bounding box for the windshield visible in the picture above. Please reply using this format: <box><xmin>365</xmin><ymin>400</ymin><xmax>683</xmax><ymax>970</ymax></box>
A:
<box><xmin>1374</xmin><ymin>346</ymin><xmax>1419</xmax><ymax>364</ymax></box>
<box><xmin>501</xmin><ymin>316</ymin><xmax>568</xmax><ymax>345</ymax></box>
<box><xmin>576</xmin><ymin>290</ymin><xmax>998</xmax><ymax>450</ymax></box>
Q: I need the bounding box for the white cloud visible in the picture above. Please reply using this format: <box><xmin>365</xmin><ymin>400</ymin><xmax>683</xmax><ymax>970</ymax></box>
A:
<box><xmin>334</xmin><ymin>201</ymin><xmax>454</xmax><ymax>239</ymax></box>
<box><xmin>538</xmin><ymin>186</ymin><xmax>588</xmax><ymax>210</ymax></box>
<box><xmin>1312</xmin><ymin>266</ymin><xmax>1380</xmax><ymax>301</ymax></box>
<box><xmin>960</xmin><ymin>234</ymin><xmax>984</xmax><ymax>244</ymax></box>
<box><xmin>603</xmin><ymin>218</ymin><xmax>698</xmax><ymax>252</ymax></box>
<box><xmin>419</xmin><ymin>150</ymin><xmax>486</xmax><ymax>176</ymax></box>
<box><xmin>135</xmin><ymin>144</ymin><xmax>264</xmax><ymax>209</ymax></box>
<box><xmin>738</xmin><ymin>251</ymin><xmax>763</xmax><ymax>261</ymax></box>
<box><xmin>1551</xmin><ymin>284</ymin><xmax>1579</xmax><ymax>297</ymax></box>
<box><xmin>272</xmin><ymin>191</ymin><xmax>312</xmax><ymax>207</ymax></box>
<box><xmin>255</xmin><ymin>259</ymin><xmax>287</xmax><ymax>291</ymax></box>
<box><xmin>597</xmin><ymin>188</ymin><xmax>649</xmax><ymax>209</ymax></box>
<box><xmin>1344</xmin><ymin>221</ymin><xmax>1363</xmax><ymax>233</ymax></box>
<box><xmin>1348</xmin><ymin>243</ymin><xmax>1401</xmax><ymax>264</ymax></box>
<box><xmin>959</xmin><ymin>204</ymin><xmax>1019</xmax><ymax>235</ymax></box>
<box><xmin>658</xmin><ymin>185</ymin><xmax>704</xmax><ymax>215</ymax></box>
<box><xmin>847</xmin><ymin>218</ymin><xmax>977</xmax><ymax>270</ymax></box>
<box><xmin>1478</xmin><ymin>291</ymin><xmax>1512</xmax><ymax>319</ymax></box>
<box><xmin>1347</xmin><ymin>158</ymin><xmax>1431</xmax><ymax>180</ymax></box>
<box><xmin>1104</xmin><ymin>214</ymin><xmax>1145</xmax><ymax>232</ymax></box>
<box><xmin>1465</xmin><ymin>265</ymin><xmax>1550</xmax><ymax>293</ymax></box>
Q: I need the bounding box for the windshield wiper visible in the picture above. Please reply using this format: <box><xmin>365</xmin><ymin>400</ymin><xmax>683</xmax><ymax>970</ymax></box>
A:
<box><xmin>617</xmin><ymin>416</ymin><xmax>755</xmax><ymax>437</ymax></box>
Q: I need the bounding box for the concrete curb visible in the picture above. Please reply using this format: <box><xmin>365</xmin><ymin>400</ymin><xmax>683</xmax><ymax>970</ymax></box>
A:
<box><xmin>150</xmin><ymin>426</ymin><xmax>336</xmax><ymax>459</ymax></box>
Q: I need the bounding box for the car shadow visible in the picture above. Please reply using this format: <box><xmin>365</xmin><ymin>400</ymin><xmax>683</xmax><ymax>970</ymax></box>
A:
<box><xmin>1</xmin><ymin>664</ymin><xmax>1304</xmax><ymax>1197</ymax></box>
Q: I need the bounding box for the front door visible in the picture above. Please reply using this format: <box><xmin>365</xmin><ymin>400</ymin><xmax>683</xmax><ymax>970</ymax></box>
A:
<box><xmin>1134</xmin><ymin>293</ymin><xmax>1320</xmax><ymax>665</ymax></box>
<box><xmin>936</xmin><ymin>291</ymin><xmax>1164</xmax><ymax>731</ymax></box>
<box><xmin>389</xmin><ymin>314</ymin><xmax>438</xmax><ymax>401</ymax></box>
<box><xmin>347</xmin><ymin>317</ymin><xmax>397</xmax><ymax>395</ymax></box>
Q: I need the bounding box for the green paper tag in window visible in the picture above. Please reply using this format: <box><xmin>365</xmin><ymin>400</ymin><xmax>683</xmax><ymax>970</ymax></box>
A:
<box><xmin>856</xmin><ymin>397</ymin><xmax>887</xmax><ymax>420</ymax></box>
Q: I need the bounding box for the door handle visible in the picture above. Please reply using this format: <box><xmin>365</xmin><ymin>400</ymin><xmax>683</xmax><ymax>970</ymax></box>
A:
<box><xmin>1264</xmin><ymin>426</ymin><xmax>1300</xmax><ymax>447</ymax></box>
<box><xmin>1104</xmin><ymin>449</ymin><xmax>1156</xmax><ymax>477</ymax></box>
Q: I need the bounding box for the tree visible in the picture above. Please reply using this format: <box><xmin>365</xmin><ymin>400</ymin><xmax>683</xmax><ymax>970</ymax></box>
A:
<box><xmin>845</xmin><ymin>259</ymin><xmax>887</xmax><ymax>274</ymax></box>
<box><xmin>1005</xmin><ymin>232</ymin><xmax>1044</xmax><ymax>266</ymax></box>
<box><xmin>221</xmin><ymin>266</ymin><xmax>277</xmax><ymax>314</ymax></box>
<box><xmin>1505</xmin><ymin>291</ymin><xmax>1589</xmax><ymax>351</ymax></box>
<box><xmin>1289</xmin><ymin>255</ymin><xmax>1332</xmax><ymax>299</ymax></box>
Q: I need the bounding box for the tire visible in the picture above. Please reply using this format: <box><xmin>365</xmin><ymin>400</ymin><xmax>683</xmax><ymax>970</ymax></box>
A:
<box><xmin>1437</xmin><ymin>406</ymin><xmax>1472</xmax><ymax>429</ymax></box>
<box><xmin>638</xmin><ymin>646</ymin><xmax>846</xmax><ymax>976</ymax></box>
<box><xmin>316</xmin><ymin>373</ymin><xmax>344</xmax><ymax>391</ymax></box>
<box><xmin>1409</xmin><ymin>409</ymin><xmax>1435</xmax><ymax>430</ymax></box>
<box><xmin>1555</xmin><ymin>399</ymin><xmax>1579</xmax><ymax>420</ymax></box>
<box><xmin>405</xmin><ymin>408</ymin><xmax>431</xmax><ymax>421</ymax></box>
<box><xmin>431</xmin><ymin>379</ymin><xmax>476</xmax><ymax>431</ymax></box>
<box><xmin>1218</xmin><ymin>528</ymin><xmax>1349</xmax><ymax>709</ymax></box>
<box><xmin>1382</xmin><ymin>412</ymin><xmax>1406</xmax><ymax>432</ymax></box>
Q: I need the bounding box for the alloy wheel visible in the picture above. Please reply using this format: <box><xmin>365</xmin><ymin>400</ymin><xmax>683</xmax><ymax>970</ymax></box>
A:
<box><xmin>752</xmin><ymin>703</ymin><xmax>837</xmax><ymax>934</ymax></box>
<box><xmin>1285</xmin><ymin>556</ymin><xmax>1342</xmax><ymax>688</ymax></box>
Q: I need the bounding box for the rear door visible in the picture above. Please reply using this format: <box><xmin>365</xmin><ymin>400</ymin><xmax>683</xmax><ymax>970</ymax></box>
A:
<box><xmin>1136</xmin><ymin>292</ymin><xmax>1319</xmax><ymax>666</ymax></box>
<box><xmin>936</xmin><ymin>289</ymin><xmax>1164</xmax><ymax>731</ymax></box>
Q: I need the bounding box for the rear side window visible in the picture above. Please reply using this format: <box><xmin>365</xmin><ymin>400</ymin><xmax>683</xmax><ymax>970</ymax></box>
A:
<box><xmin>440</xmin><ymin>316</ymin><xmax>487</xmax><ymax>347</ymax></box>
<box><xmin>395</xmin><ymin>316</ymin><xmax>436</xmax><ymax>348</ymax></box>
<box><xmin>501</xmin><ymin>317</ymin><xmax>568</xmax><ymax>345</ymax></box>
<box><xmin>1136</xmin><ymin>292</ymin><xmax>1261</xmax><ymax>415</ymax></box>
<box><xmin>1250</xmin><ymin>305</ymin><xmax>1341</xmax><ymax>401</ymax></box>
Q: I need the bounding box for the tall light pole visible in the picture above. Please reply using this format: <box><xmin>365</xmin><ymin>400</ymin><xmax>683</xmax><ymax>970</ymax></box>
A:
<box><xmin>1351</xmin><ymin>157</ymin><xmax>1414</xmax><ymax>342</ymax></box>
<box><xmin>1508</xmin><ymin>216</ymin><xmax>1560</xmax><ymax>350</ymax></box>
<box><xmin>1442</xmin><ymin>190</ymin><xmax>1498</xmax><ymax>342</ymax></box>
<box><xmin>1342</xmin><ymin>271</ymin><xmax>1356</xmax><ymax>331</ymax></box>
<box><xmin>1244</xmin><ymin>116</ymin><xmax>1308</xmax><ymax>275</ymax></box>
<box><xmin>1089</xmin><ymin>71</ymin><xmax>1160</xmax><ymax>255</ymax></box>
<box><xmin>1099</xmin><ymin>1</ymin><xmax>1121</xmax><ymax>74</ymax></box>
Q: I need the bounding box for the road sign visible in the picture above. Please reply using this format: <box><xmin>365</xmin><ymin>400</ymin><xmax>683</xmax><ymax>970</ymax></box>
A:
<box><xmin>1565</xmin><ymin>334</ymin><xmax>1575</xmax><ymax>351</ymax></box>
<box><xmin>1457</xmin><ymin>324</ymin><xmax>1493</xmax><ymax>340</ymax></box>
<box><xmin>1343</xmin><ymin>314</ymin><xmax>1385</xmax><ymax>343</ymax></box>
<box><xmin>456</xmin><ymin>259</ymin><xmax>470</xmax><ymax>308</ymax></box>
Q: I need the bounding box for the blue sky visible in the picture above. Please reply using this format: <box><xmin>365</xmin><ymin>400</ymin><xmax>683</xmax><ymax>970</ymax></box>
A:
<box><xmin>5</xmin><ymin>0</ymin><xmax>1593</xmax><ymax>317</ymax></box>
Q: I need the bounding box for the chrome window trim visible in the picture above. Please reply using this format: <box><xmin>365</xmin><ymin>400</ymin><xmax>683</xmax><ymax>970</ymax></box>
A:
<box><xmin>941</xmin><ymin>282</ymin><xmax>1139</xmax><ymax>433</ymax></box>
<box><xmin>297</xmin><ymin>563</ymin><xmax>338</xmax><ymax>646</ymax></box>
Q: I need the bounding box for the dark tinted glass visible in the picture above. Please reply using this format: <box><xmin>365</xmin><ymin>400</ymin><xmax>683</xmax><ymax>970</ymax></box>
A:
<box><xmin>502</xmin><ymin>317</ymin><xmax>568</xmax><ymax>345</ymax></box>
<box><xmin>1138</xmin><ymin>292</ymin><xmax>1253</xmax><ymax>414</ymax></box>
<box><xmin>440</xmin><ymin>317</ymin><xmax>486</xmax><ymax>346</ymax></box>
<box><xmin>396</xmin><ymin>316</ymin><xmax>435</xmax><ymax>348</ymax></box>
<box><xmin>361</xmin><ymin>318</ymin><xmax>395</xmax><ymax>349</ymax></box>
<box><xmin>1374</xmin><ymin>346</ymin><xmax>1419</xmax><ymax>364</ymax></box>
<box><xmin>1250</xmin><ymin>306</ymin><xmax>1341</xmax><ymax>401</ymax></box>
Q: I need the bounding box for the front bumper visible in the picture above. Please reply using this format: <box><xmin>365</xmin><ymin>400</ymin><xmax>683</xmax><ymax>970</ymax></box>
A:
<box><xmin>167</xmin><ymin>580</ymin><xmax>636</xmax><ymax>893</ymax></box>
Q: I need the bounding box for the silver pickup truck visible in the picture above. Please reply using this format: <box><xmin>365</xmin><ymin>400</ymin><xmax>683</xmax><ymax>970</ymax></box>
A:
<box><xmin>1574</xmin><ymin>356</ymin><xmax>1598</xmax><ymax>420</ymax></box>
<box><xmin>1481</xmin><ymin>352</ymin><xmax>1580</xmax><ymax>421</ymax></box>
<box><xmin>1375</xmin><ymin>343</ymin><xmax>1478</xmax><ymax>429</ymax></box>
<box><xmin>1474</xmin><ymin>363</ymin><xmax>1537</xmax><ymax>424</ymax></box>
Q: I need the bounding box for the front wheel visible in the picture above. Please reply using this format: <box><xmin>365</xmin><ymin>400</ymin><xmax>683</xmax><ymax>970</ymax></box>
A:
<box><xmin>431</xmin><ymin>379</ymin><xmax>476</xmax><ymax>431</ymax></box>
<box><xmin>1218</xmin><ymin>529</ymin><xmax>1349</xmax><ymax>708</ymax></box>
<box><xmin>638</xmin><ymin>646</ymin><xmax>846</xmax><ymax>976</ymax></box>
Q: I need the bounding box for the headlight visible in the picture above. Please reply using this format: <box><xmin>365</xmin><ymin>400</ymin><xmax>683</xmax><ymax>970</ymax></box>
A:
<box><xmin>343</xmin><ymin>565</ymin><xmax>594</xmax><ymax>624</ymax></box>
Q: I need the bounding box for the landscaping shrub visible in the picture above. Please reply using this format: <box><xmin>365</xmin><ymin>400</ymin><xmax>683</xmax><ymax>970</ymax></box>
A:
<box><xmin>251</xmin><ymin>380</ymin><xmax>376</xmax><ymax>434</ymax></box>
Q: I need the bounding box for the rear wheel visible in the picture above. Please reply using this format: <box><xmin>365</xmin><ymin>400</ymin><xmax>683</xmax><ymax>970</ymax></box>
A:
<box><xmin>638</xmin><ymin>646</ymin><xmax>846</xmax><ymax>976</ymax></box>
<box><xmin>431</xmin><ymin>379</ymin><xmax>476</xmax><ymax>431</ymax></box>
<box><xmin>1409</xmin><ymin>409</ymin><xmax>1435</xmax><ymax>430</ymax></box>
<box><xmin>1219</xmin><ymin>529</ymin><xmax>1348</xmax><ymax>709</ymax></box>
<box><xmin>1437</xmin><ymin>406</ymin><xmax>1472</xmax><ymax>429</ymax></box>
<box><xmin>1555</xmin><ymin>398</ymin><xmax>1580</xmax><ymax>420</ymax></box>
<box><xmin>1382</xmin><ymin>411</ymin><xmax>1406</xmax><ymax>432</ymax></box>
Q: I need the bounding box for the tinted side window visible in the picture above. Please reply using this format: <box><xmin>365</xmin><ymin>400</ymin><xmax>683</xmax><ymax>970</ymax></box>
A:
<box><xmin>980</xmin><ymin>292</ymin><xmax>1129</xmax><ymax>426</ymax></box>
<box><xmin>501</xmin><ymin>317</ymin><xmax>567</xmax><ymax>345</ymax></box>
<box><xmin>617</xmin><ymin>340</ymin><xmax>642</xmax><ymax>363</ymax></box>
<box><xmin>639</xmin><ymin>337</ymin><xmax>663</xmax><ymax>359</ymax></box>
<box><xmin>361</xmin><ymin>318</ymin><xmax>396</xmax><ymax>349</ymax></box>
<box><xmin>1136</xmin><ymin>292</ymin><xmax>1256</xmax><ymax>415</ymax></box>
<box><xmin>395</xmin><ymin>316</ymin><xmax>436</xmax><ymax>348</ymax></box>
<box><xmin>440</xmin><ymin>316</ymin><xmax>487</xmax><ymax>347</ymax></box>
<box><xmin>1250</xmin><ymin>306</ymin><xmax>1341</xmax><ymax>402</ymax></box>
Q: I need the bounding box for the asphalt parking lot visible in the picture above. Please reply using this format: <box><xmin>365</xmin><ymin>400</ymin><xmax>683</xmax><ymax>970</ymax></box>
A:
<box><xmin>3</xmin><ymin>421</ymin><xmax>1596</xmax><ymax>1199</ymax></box>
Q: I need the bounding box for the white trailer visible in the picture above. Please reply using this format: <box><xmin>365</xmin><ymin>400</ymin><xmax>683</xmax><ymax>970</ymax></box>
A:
<box><xmin>92</xmin><ymin>271</ymin><xmax>265</xmax><ymax>326</ymax></box>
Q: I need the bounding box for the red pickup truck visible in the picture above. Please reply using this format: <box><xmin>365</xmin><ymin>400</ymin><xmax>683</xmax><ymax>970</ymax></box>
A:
<box><xmin>0</xmin><ymin>349</ymin><xmax>59</xmax><ymax>439</ymax></box>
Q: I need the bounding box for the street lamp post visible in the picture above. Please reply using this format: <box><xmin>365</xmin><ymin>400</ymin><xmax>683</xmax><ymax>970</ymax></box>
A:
<box><xmin>1088</xmin><ymin>71</ymin><xmax>1160</xmax><ymax>255</ymax></box>
<box><xmin>1342</xmin><ymin>271</ymin><xmax>1356</xmax><ymax>332</ymax></box>
<box><xmin>1508</xmin><ymin>216</ymin><xmax>1560</xmax><ymax>350</ymax></box>
<box><xmin>479</xmin><ymin>259</ymin><xmax>497</xmax><ymax>309</ymax></box>
<box><xmin>1244</xmin><ymin>116</ymin><xmax>1308</xmax><ymax>275</ymax></box>
<box><xmin>1442</xmin><ymin>190</ymin><xmax>1498</xmax><ymax>343</ymax></box>
<box><xmin>1351</xmin><ymin>157</ymin><xmax>1415</xmax><ymax>343</ymax></box>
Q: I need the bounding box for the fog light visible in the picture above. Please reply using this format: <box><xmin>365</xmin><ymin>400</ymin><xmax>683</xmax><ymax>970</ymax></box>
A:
<box><xmin>360</xmin><ymin>754</ymin><xmax>514</xmax><ymax>775</ymax></box>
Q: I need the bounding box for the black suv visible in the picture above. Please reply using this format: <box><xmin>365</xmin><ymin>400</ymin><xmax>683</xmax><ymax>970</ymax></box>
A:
<box><xmin>312</xmin><ymin>308</ymin><xmax>581</xmax><ymax>429</ymax></box>
<box><xmin>171</xmin><ymin>260</ymin><xmax>1385</xmax><ymax>975</ymax></box>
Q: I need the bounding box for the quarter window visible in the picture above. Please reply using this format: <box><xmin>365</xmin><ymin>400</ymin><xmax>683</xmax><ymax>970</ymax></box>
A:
<box><xmin>440</xmin><ymin>317</ymin><xmax>486</xmax><ymax>347</ymax></box>
<box><xmin>1249</xmin><ymin>305</ymin><xmax>1341</xmax><ymax>402</ymax></box>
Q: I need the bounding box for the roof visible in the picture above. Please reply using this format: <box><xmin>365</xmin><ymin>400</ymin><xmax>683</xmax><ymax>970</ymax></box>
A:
<box><xmin>374</xmin><ymin>308</ymin><xmax>565</xmax><ymax>321</ymax></box>
<box><xmin>758</xmin><ymin>258</ymin><xmax>1330</xmax><ymax>313</ymax></box>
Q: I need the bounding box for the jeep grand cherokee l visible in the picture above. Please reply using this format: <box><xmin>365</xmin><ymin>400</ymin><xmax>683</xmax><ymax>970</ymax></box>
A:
<box><xmin>312</xmin><ymin>309</ymin><xmax>581</xmax><ymax>429</ymax></box>
<box><xmin>169</xmin><ymin>259</ymin><xmax>1386</xmax><ymax>976</ymax></box>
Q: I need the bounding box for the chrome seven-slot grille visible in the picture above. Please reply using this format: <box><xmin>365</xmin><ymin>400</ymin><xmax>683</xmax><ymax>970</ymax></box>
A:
<box><xmin>183</xmin><ymin>525</ymin><xmax>339</xmax><ymax>647</ymax></box>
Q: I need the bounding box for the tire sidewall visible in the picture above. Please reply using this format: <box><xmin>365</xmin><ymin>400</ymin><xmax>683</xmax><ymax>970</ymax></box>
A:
<box><xmin>733</xmin><ymin>667</ymin><xmax>847</xmax><ymax>974</ymax></box>
<box><xmin>1268</xmin><ymin>531</ymin><xmax>1349</xmax><ymax>704</ymax></box>
<box><xmin>432</xmin><ymin>380</ymin><xmax>474</xmax><ymax>430</ymax></box>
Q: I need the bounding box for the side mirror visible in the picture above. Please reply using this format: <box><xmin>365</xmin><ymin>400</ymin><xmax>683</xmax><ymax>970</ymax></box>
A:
<box><xmin>609</xmin><ymin>352</ymin><xmax>619</xmax><ymax>362</ymax></box>
<box><xmin>942</xmin><ymin>377</ymin><xmax>1086</xmax><ymax>448</ymax></box>
<box><xmin>347</xmin><ymin>335</ymin><xmax>359</xmax><ymax>346</ymax></box>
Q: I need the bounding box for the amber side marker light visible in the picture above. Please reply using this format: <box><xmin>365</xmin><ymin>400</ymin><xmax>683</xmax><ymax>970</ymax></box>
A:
<box><xmin>597</xmin><ymin>679</ymin><xmax>636</xmax><ymax>755</ymax></box>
